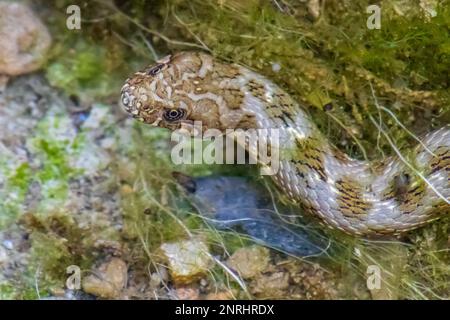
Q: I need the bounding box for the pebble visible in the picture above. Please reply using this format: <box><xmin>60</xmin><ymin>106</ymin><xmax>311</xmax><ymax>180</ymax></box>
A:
<box><xmin>120</xmin><ymin>184</ymin><xmax>134</xmax><ymax>195</ymax></box>
<box><xmin>82</xmin><ymin>258</ymin><xmax>128</xmax><ymax>299</ymax></box>
<box><xmin>149</xmin><ymin>267</ymin><xmax>169</xmax><ymax>288</ymax></box>
<box><xmin>2</xmin><ymin>240</ymin><xmax>13</xmax><ymax>250</ymax></box>
<box><xmin>174</xmin><ymin>286</ymin><xmax>200</xmax><ymax>300</ymax></box>
<box><xmin>307</xmin><ymin>0</ymin><xmax>321</xmax><ymax>20</ymax></box>
<box><xmin>226</xmin><ymin>246</ymin><xmax>270</xmax><ymax>279</ymax></box>
<box><xmin>251</xmin><ymin>272</ymin><xmax>290</xmax><ymax>297</ymax></box>
<box><xmin>159</xmin><ymin>239</ymin><xmax>213</xmax><ymax>284</ymax></box>
<box><xmin>271</xmin><ymin>62</ymin><xmax>281</xmax><ymax>73</ymax></box>
<box><xmin>205</xmin><ymin>291</ymin><xmax>234</xmax><ymax>300</ymax></box>
<box><xmin>0</xmin><ymin>2</ymin><xmax>51</xmax><ymax>76</ymax></box>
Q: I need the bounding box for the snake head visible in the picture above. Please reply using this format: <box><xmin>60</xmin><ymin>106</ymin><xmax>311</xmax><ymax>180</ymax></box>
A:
<box><xmin>120</xmin><ymin>51</ymin><xmax>219</xmax><ymax>132</ymax></box>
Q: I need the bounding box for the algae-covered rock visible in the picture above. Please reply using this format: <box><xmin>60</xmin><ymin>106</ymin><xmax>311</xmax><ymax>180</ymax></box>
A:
<box><xmin>0</xmin><ymin>2</ymin><xmax>51</xmax><ymax>76</ymax></box>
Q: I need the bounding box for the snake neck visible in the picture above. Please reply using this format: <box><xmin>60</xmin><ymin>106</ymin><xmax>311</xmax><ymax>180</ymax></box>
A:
<box><xmin>238</xmin><ymin>68</ymin><xmax>450</xmax><ymax>237</ymax></box>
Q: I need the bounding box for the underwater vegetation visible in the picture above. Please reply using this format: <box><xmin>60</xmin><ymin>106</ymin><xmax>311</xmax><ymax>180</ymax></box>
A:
<box><xmin>0</xmin><ymin>0</ymin><xmax>448</xmax><ymax>299</ymax></box>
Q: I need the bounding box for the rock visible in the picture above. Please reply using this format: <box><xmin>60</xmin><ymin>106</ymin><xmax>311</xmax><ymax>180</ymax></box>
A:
<box><xmin>307</xmin><ymin>0</ymin><xmax>321</xmax><ymax>20</ymax></box>
<box><xmin>174</xmin><ymin>286</ymin><xmax>200</xmax><ymax>300</ymax></box>
<box><xmin>49</xmin><ymin>287</ymin><xmax>66</xmax><ymax>297</ymax></box>
<box><xmin>149</xmin><ymin>267</ymin><xmax>169</xmax><ymax>288</ymax></box>
<box><xmin>205</xmin><ymin>291</ymin><xmax>234</xmax><ymax>300</ymax></box>
<box><xmin>420</xmin><ymin>0</ymin><xmax>438</xmax><ymax>19</ymax></box>
<box><xmin>251</xmin><ymin>272</ymin><xmax>290</xmax><ymax>297</ymax></box>
<box><xmin>2</xmin><ymin>240</ymin><xmax>13</xmax><ymax>250</ymax></box>
<box><xmin>120</xmin><ymin>184</ymin><xmax>134</xmax><ymax>195</ymax></box>
<box><xmin>289</xmin><ymin>262</ymin><xmax>339</xmax><ymax>299</ymax></box>
<box><xmin>226</xmin><ymin>246</ymin><xmax>270</xmax><ymax>279</ymax></box>
<box><xmin>159</xmin><ymin>239</ymin><xmax>213</xmax><ymax>284</ymax></box>
<box><xmin>82</xmin><ymin>258</ymin><xmax>128</xmax><ymax>299</ymax></box>
<box><xmin>0</xmin><ymin>2</ymin><xmax>51</xmax><ymax>76</ymax></box>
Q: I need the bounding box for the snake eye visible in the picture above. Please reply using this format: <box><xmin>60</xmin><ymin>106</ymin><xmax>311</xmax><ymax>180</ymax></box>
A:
<box><xmin>163</xmin><ymin>108</ymin><xmax>186</xmax><ymax>122</ymax></box>
<box><xmin>148</xmin><ymin>64</ymin><xmax>164</xmax><ymax>76</ymax></box>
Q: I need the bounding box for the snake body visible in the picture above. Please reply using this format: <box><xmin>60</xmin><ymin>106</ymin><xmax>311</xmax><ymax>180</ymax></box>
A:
<box><xmin>121</xmin><ymin>52</ymin><xmax>449</xmax><ymax>237</ymax></box>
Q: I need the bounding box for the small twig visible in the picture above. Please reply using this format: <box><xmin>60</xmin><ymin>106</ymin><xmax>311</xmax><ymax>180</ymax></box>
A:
<box><xmin>101</xmin><ymin>0</ymin><xmax>210</xmax><ymax>51</ymax></box>
<box><xmin>138</xmin><ymin>30</ymin><xmax>160</xmax><ymax>61</ymax></box>
<box><xmin>171</xmin><ymin>9</ymin><xmax>211</xmax><ymax>52</ymax></box>
<box><xmin>34</xmin><ymin>263</ymin><xmax>41</xmax><ymax>300</ymax></box>
<box><xmin>326</xmin><ymin>112</ymin><xmax>369</xmax><ymax>163</ymax></box>
<box><xmin>379</xmin><ymin>105</ymin><xmax>436</xmax><ymax>158</ymax></box>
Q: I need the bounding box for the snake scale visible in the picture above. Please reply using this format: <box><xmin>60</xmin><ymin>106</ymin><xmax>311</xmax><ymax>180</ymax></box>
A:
<box><xmin>121</xmin><ymin>52</ymin><xmax>449</xmax><ymax>237</ymax></box>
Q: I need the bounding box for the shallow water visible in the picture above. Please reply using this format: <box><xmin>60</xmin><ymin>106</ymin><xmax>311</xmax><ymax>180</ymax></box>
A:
<box><xmin>179</xmin><ymin>175</ymin><xmax>329</xmax><ymax>257</ymax></box>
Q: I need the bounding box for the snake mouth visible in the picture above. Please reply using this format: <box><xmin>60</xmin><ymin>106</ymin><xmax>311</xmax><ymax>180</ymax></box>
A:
<box><xmin>120</xmin><ymin>83</ymin><xmax>147</xmax><ymax>122</ymax></box>
<box><xmin>119</xmin><ymin>86</ymin><xmax>151</xmax><ymax>124</ymax></box>
<box><xmin>120</xmin><ymin>83</ymin><xmax>133</xmax><ymax>112</ymax></box>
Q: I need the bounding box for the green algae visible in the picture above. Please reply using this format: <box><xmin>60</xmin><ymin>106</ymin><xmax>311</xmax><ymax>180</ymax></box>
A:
<box><xmin>0</xmin><ymin>283</ymin><xmax>16</xmax><ymax>300</ymax></box>
<box><xmin>0</xmin><ymin>162</ymin><xmax>31</xmax><ymax>228</ymax></box>
<box><xmin>28</xmin><ymin>113</ymin><xmax>83</xmax><ymax>215</ymax></box>
<box><xmin>46</xmin><ymin>40</ymin><xmax>127</xmax><ymax>103</ymax></box>
<box><xmin>23</xmin><ymin>213</ymin><xmax>99</xmax><ymax>294</ymax></box>
<box><xmin>0</xmin><ymin>103</ymin><xmax>120</xmax><ymax>296</ymax></box>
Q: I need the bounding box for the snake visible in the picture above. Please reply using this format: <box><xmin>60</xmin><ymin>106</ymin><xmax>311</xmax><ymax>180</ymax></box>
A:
<box><xmin>121</xmin><ymin>52</ymin><xmax>449</xmax><ymax>237</ymax></box>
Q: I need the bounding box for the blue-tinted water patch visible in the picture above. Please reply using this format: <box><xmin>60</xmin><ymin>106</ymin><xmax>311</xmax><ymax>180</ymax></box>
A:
<box><xmin>177</xmin><ymin>175</ymin><xmax>328</xmax><ymax>257</ymax></box>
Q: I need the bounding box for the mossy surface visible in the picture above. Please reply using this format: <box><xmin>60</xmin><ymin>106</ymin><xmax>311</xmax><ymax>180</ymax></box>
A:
<box><xmin>0</xmin><ymin>0</ymin><xmax>448</xmax><ymax>299</ymax></box>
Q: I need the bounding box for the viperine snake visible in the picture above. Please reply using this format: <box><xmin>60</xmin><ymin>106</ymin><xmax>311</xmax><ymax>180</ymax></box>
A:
<box><xmin>121</xmin><ymin>52</ymin><xmax>449</xmax><ymax>237</ymax></box>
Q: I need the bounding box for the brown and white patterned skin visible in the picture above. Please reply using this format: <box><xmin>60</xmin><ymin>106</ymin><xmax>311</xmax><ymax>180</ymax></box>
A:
<box><xmin>121</xmin><ymin>52</ymin><xmax>450</xmax><ymax>237</ymax></box>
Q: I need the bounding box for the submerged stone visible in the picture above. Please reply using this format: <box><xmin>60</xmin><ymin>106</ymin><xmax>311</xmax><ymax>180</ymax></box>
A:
<box><xmin>176</xmin><ymin>174</ymin><xmax>327</xmax><ymax>257</ymax></box>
